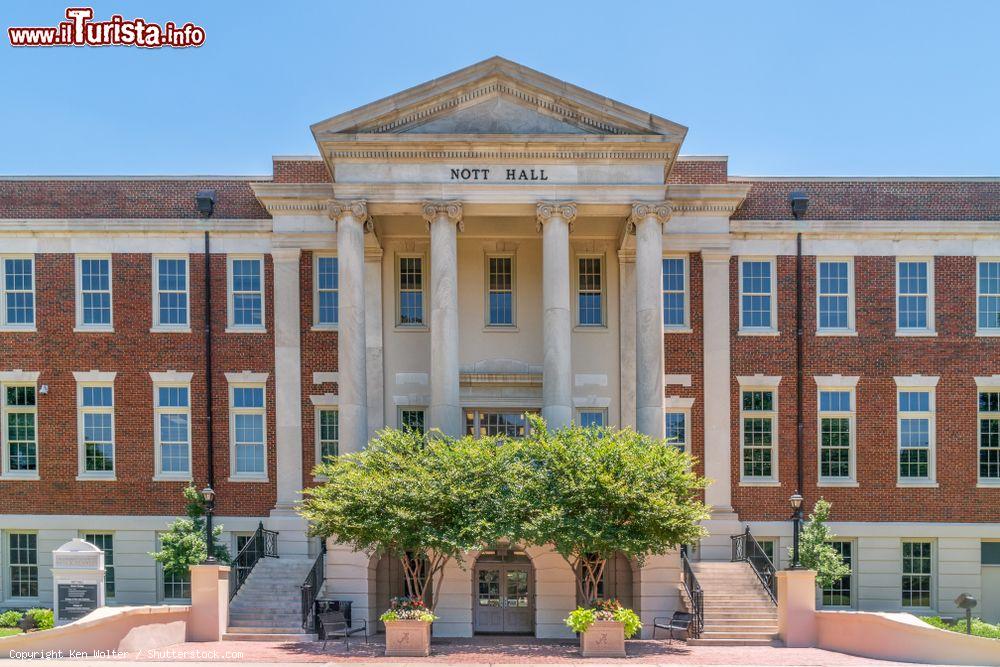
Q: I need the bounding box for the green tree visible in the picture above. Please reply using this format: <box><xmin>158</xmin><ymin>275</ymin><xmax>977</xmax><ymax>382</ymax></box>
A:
<box><xmin>790</xmin><ymin>498</ymin><xmax>851</xmax><ymax>589</ymax></box>
<box><xmin>151</xmin><ymin>486</ymin><xmax>230</xmax><ymax>576</ymax></box>
<box><xmin>300</xmin><ymin>429</ymin><xmax>506</xmax><ymax>611</ymax></box>
<box><xmin>512</xmin><ymin>416</ymin><xmax>710</xmax><ymax>604</ymax></box>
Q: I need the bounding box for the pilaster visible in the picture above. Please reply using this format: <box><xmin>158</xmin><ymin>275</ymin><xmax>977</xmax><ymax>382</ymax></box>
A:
<box><xmin>271</xmin><ymin>247</ymin><xmax>303</xmax><ymax>512</ymax></box>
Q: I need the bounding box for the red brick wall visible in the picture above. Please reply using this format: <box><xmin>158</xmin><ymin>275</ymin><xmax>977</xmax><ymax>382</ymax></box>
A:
<box><xmin>273</xmin><ymin>160</ymin><xmax>331</xmax><ymax>184</ymax></box>
<box><xmin>665</xmin><ymin>253</ymin><xmax>705</xmax><ymax>482</ymax></box>
<box><xmin>669</xmin><ymin>160</ymin><xmax>728</xmax><ymax>184</ymax></box>
<box><xmin>0</xmin><ymin>254</ymin><xmax>276</xmax><ymax>516</ymax></box>
<box><xmin>731</xmin><ymin>255</ymin><xmax>1000</xmax><ymax>522</ymax></box>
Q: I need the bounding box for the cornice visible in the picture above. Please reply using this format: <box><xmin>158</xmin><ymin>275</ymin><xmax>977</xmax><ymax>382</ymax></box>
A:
<box><xmin>731</xmin><ymin>219</ymin><xmax>1000</xmax><ymax>238</ymax></box>
<box><xmin>667</xmin><ymin>183</ymin><xmax>751</xmax><ymax>217</ymax></box>
<box><xmin>0</xmin><ymin>219</ymin><xmax>273</xmax><ymax>234</ymax></box>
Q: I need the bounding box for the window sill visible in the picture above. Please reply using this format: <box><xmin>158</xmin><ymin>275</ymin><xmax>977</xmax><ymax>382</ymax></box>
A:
<box><xmin>227</xmin><ymin>476</ymin><xmax>269</xmax><ymax>483</ymax></box>
<box><xmin>73</xmin><ymin>326</ymin><xmax>114</xmax><ymax>333</ymax></box>
<box><xmin>815</xmin><ymin>329</ymin><xmax>858</xmax><ymax>337</ymax></box>
<box><xmin>895</xmin><ymin>330</ymin><xmax>937</xmax><ymax>337</ymax></box>
<box><xmin>311</xmin><ymin>324</ymin><xmax>339</xmax><ymax>332</ymax></box>
<box><xmin>0</xmin><ymin>474</ymin><xmax>40</xmax><ymax>481</ymax></box>
<box><xmin>976</xmin><ymin>480</ymin><xmax>1000</xmax><ymax>488</ymax></box>
<box><xmin>225</xmin><ymin>326</ymin><xmax>267</xmax><ymax>334</ymax></box>
<box><xmin>664</xmin><ymin>327</ymin><xmax>693</xmax><ymax>334</ymax></box>
<box><xmin>740</xmin><ymin>480</ymin><xmax>782</xmax><ymax>487</ymax></box>
<box><xmin>483</xmin><ymin>325</ymin><xmax>519</xmax><ymax>333</ymax></box>
<box><xmin>153</xmin><ymin>475</ymin><xmax>193</xmax><ymax>483</ymax></box>
<box><xmin>738</xmin><ymin>329</ymin><xmax>780</xmax><ymax>337</ymax></box>
<box><xmin>818</xmin><ymin>480</ymin><xmax>860</xmax><ymax>488</ymax></box>
<box><xmin>0</xmin><ymin>327</ymin><xmax>37</xmax><ymax>333</ymax></box>
<box><xmin>150</xmin><ymin>326</ymin><xmax>191</xmax><ymax>334</ymax></box>
<box><xmin>573</xmin><ymin>325</ymin><xmax>608</xmax><ymax>333</ymax></box>
<box><xmin>76</xmin><ymin>474</ymin><xmax>116</xmax><ymax>481</ymax></box>
<box><xmin>896</xmin><ymin>481</ymin><xmax>939</xmax><ymax>488</ymax></box>
<box><xmin>975</xmin><ymin>330</ymin><xmax>1000</xmax><ymax>337</ymax></box>
<box><xmin>394</xmin><ymin>325</ymin><xmax>429</xmax><ymax>332</ymax></box>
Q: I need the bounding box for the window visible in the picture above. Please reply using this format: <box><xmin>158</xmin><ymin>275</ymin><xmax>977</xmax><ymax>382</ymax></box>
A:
<box><xmin>397</xmin><ymin>256</ymin><xmax>425</xmax><ymax>326</ymax></box>
<box><xmin>577</xmin><ymin>257</ymin><xmax>604</xmax><ymax>326</ymax></box>
<box><xmin>739</xmin><ymin>259</ymin><xmax>776</xmax><ymax>332</ymax></box>
<box><xmin>982</xmin><ymin>541</ymin><xmax>1000</xmax><ymax>566</ymax></box>
<box><xmin>756</xmin><ymin>539</ymin><xmax>776</xmax><ymax>566</ymax></box>
<box><xmin>83</xmin><ymin>533</ymin><xmax>115</xmax><ymax>598</ymax></box>
<box><xmin>465</xmin><ymin>410</ymin><xmax>532</xmax><ymax>438</ymax></box>
<box><xmin>817</xmin><ymin>387</ymin><xmax>855</xmax><ymax>483</ymax></box>
<box><xmin>740</xmin><ymin>385</ymin><xmax>778</xmax><ymax>482</ymax></box>
<box><xmin>8</xmin><ymin>533</ymin><xmax>37</xmax><ymax>598</ymax></box>
<box><xmin>2</xmin><ymin>385</ymin><xmax>37</xmax><ymax>477</ymax></box>
<box><xmin>902</xmin><ymin>541</ymin><xmax>933</xmax><ymax>608</ymax></box>
<box><xmin>979</xmin><ymin>389</ymin><xmax>1000</xmax><ymax>482</ymax></box>
<box><xmin>823</xmin><ymin>541</ymin><xmax>853</xmax><ymax>608</ymax></box>
<box><xmin>78</xmin><ymin>382</ymin><xmax>115</xmax><ymax>478</ymax></box>
<box><xmin>230</xmin><ymin>384</ymin><xmax>266</xmax><ymax>479</ymax></box>
<box><xmin>76</xmin><ymin>256</ymin><xmax>113</xmax><ymax>329</ymax></box>
<box><xmin>665</xmin><ymin>412</ymin><xmax>688</xmax><ymax>452</ymax></box>
<box><xmin>817</xmin><ymin>259</ymin><xmax>854</xmax><ymax>333</ymax></box>
<box><xmin>317</xmin><ymin>408</ymin><xmax>339</xmax><ymax>461</ymax></box>
<box><xmin>153</xmin><ymin>256</ymin><xmax>189</xmax><ymax>329</ymax></box>
<box><xmin>163</xmin><ymin>570</ymin><xmax>190</xmax><ymax>600</ymax></box>
<box><xmin>155</xmin><ymin>384</ymin><xmax>191</xmax><ymax>479</ymax></box>
<box><xmin>1</xmin><ymin>256</ymin><xmax>35</xmax><ymax>328</ymax></box>
<box><xmin>977</xmin><ymin>260</ymin><xmax>1000</xmax><ymax>334</ymax></box>
<box><xmin>228</xmin><ymin>256</ymin><xmax>264</xmax><ymax>330</ymax></box>
<box><xmin>577</xmin><ymin>410</ymin><xmax>606</xmax><ymax>428</ymax></box>
<box><xmin>314</xmin><ymin>255</ymin><xmax>338</xmax><ymax>327</ymax></box>
<box><xmin>486</xmin><ymin>255</ymin><xmax>515</xmax><ymax>327</ymax></box>
<box><xmin>897</xmin><ymin>384</ymin><xmax>936</xmax><ymax>484</ymax></box>
<box><xmin>896</xmin><ymin>259</ymin><xmax>934</xmax><ymax>333</ymax></box>
<box><xmin>399</xmin><ymin>409</ymin><xmax>425</xmax><ymax>434</ymax></box>
<box><xmin>662</xmin><ymin>257</ymin><xmax>689</xmax><ymax>329</ymax></box>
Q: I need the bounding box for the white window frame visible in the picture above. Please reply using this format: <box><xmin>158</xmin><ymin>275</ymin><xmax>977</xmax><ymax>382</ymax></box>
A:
<box><xmin>81</xmin><ymin>531</ymin><xmax>115</xmax><ymax>599</ymax></box>
<box><xmin>75</xmin><ymin>371</ymin><xmax>117</xmax><ymax>481</ymax></box>
<box><xmin>151</xmin><ymin>254</ymin><xmax>190</xmax><ymax>332</ymax></box>
<box><xmin>894</xmin><ymin>376</ymin><xmax>938</xmax><ymax>487</ymax></box>
<box><xmin>815</xmin><ymin>257</ymin><xmax>856</xmax><ymax>335</ymax></box>
<box><xmin>312</xmin><ymin>252</ymin><xmax>338</xmax><ymax>330</ymax></box>
<box><xmin>152</xmin><ymin>373</ymin><xmax>193</xmax><ymax>481</ymax></box>
<box><xmin>815</xmin><ymin>376</ymin><xmax>859</xmax><ymax>486</ymax></box>
<box><xmin>397</xmin><ymin>407</ymin><xmax>426</xmax><ymax>433</ymax></box>
<box><xmin>976</xmin><ymin>376</ymin><xmax>1000</xmax><ymax>487</ymax></box>
<box><xmin>737</xmin><ymin>375</ymin><xmax>781</xmax><ymax>485</ymax></box>
<box><xmin>74</xmin><ymin>254</ymin><xmax>114</xmax><ymax>332</ymax></box>
<box><xmin>738</xmin><ymin>257</ymin><xmax>778</xmax><ymax>335</ymax></box>
<box><xmin>976</xmin><ymin>258</ymin><xmax>1000</xmax><ymax>336</ymax></box>
<box><xmin>0</xmin><ymin>254</ymin><xmax>36</xmax><ymax>331</ymax></box>
<box><xmin>901</xmin><ymin>540</ymin><xmax>935</xmax><ymax>610</ymax></box>
<box><xmin>665</xmin><ymin>396</ymin><xmax>695</xmax><ymax>452</ymax></box>
<box><xmin>315</xmin><ymin>406</ymin><xmax>339</xmax><ymax>464</ymax></box>
<box><xmin>1</xmin><ymin>379</ymin><xmax>39</xmax><ymax>480</ymax></box>
<box><xmin>895</xmin><ymin>258</ymin><xmax>936</xmax><ymax>336</ymax></box>
<box><xmin>484</xmin><ymin>252</ymin><xmax>517</xmax><ymax>328</ymax></box>
<box><xmin>226</xmin><ymin>373</ymin><xmax>269</xmax><ymax>482</ymax></box>
<box><xmin>821</xmin><ymin>539</ymin><xmax>856</xmax><ymax>609</ymax></box>
<box><xmin>155</xmin><ymin>532</ymin><xmax>191</xmax><ymax>602</ymax></box>
<box><xmin>395</xmin><ymin>253</ymin><xmax>427</xmax><ymax>329</ymax></box>
<box><xmin>662</xmin><ymin>254</ymin><xmax>691</xmax><ymax>332</ymax></box>
<box><xmin>226</xmin><ymin>254</ymin><xmax>266</xmax><ymax>332</ymax></box>
<box><xmin>574</xmin><ymin>253</ymin><xmax>606</xmax><ymax>328</ymax></box>
<box><xmin>7</xmin><ymin>531</ymin><xmax>39</xmax><ymax>601</ymax></box>
<box><xmin>464</xmin><ymin>408</ymin><xmax>537</xmax><ymax>438</ymax></box>
<box><xmin>576</xmin><ymin>408</ymin><xmax>608</xmax><ymax>428</ymax></box>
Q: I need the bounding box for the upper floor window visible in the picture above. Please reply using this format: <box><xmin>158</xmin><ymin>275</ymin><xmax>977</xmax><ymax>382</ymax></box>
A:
<box><xmin>662</xmin><ymin>256</ymin><xmax>689</xmax><ymax>330</ymax></box>
<box><xmin>399</xmin><ymin>408</ymin><xmax>425</xmax><ymax>434</ymax></box>
<box><xmin>397</xmin><ymin>256</ymin><xmax>425</xmax><ymax>327</ymax></box>
<box><xmin>816</xmin><ymin>259</ymin><xmax>854</xmax><ymax>333</ymax></box>
<box><xmin>153</xmin><ymin>256</ymin><xmax>189</xmax><ymax>329</ymax></box>
<box><xmin>577</xmin><ymin>409</ymin><xmax>606</xmax><ymax>428</ymax></box>
<box><xmin>314</xmin><ymin>255</ymin><xmax>338</xmax><ymax>327</ymax></box>
<box><xmin>979</xmin><ymin>388</ymin><xmax>1000</xmax><ymax>483</ymax></box>
<box><xmin>739</xmin><ymin>382</ymin><xmax>779</xmax><ymax>483</ymax></box>
<box><xmin>897</xmin><ymin>383</ymin><xmax>936</xmax><ymax>484</ymax></box>
<box><xmin>1</xmin><ymin>256</ymin><xmax>35</xmax><ymax>329</ymax></box>
<box><xmin>977</xmin><ymin>260</ymin><xmax>1000</xmax><ymax>334</ymax></box>
<box><xmin>896</xmin><ymin>259</ymin><xmax>934</xmax><ymax>334</ymax></box>
<box><xmin>2</xmin><ymin>384</ymin><xmax>37</xmax><ymax>478</ymax></box>
<box><xmin>230</xmin><ymin>383</ymin><xmax>266</xmax><ymax>480</ymax></box>
<box><xmin>317</xmin><ymin>408</ymin><xmax>339</xmax><ymax>462</ymax></box>
<box><xmin>665</xmin><ymin>412</ymin><xmax>687</xmax><ymax>452</ymax></box>
<box><xmin>155</xmin><ymin>383</ymin><xmax>191</xmax><ymax>479</ymax></box>
<box><xmin>78</xmin><ymin>381</ymin><xmax>115</xmax><ymax>479</ymax></box>
<box><xmin>486</xmin><ymin>255</ymin><xmax>515</xmax><ymax>327</ymax></box>
<box><xmin>817</xmin><ymin>386</ymin><xmax>856</xmax><ymax>484</ymax></box>
<box><xmin>228</xmin><ymin>256</ymin><xmax>264</xmax><ymax>330</ymax></box>
<box><xmin>577</xmin><ymin>256</ymin><xmax>605</xmax><ymax>327</ymax></box>
<box><xmin>76</xmin><ymin>256</ymin><xmax>113</xmax><ymax>330</ymax></box>
<box><xmin>465</xmin><ymin>409</ymin><xmax>532</xmax><ymax>438</ymax></box>
<box><xmin>739</xmin><ymin>258</ymin><xmax>776</xmax><ymax>333</ymax></box>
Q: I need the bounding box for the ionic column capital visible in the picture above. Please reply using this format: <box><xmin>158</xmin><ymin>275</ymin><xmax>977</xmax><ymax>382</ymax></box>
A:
<box><xmin>536</xmin><ymin>201</ymin><xmax>577</xmax><ymax>232</ymax></box>
<box><xmin>421</xmin><ymin>200</ymin><xmax>464</xmax><ymax>232</ymax></box>
<box><xmin>628</xmin><ymin>201</ymin><xmax>672</xmax><ymax>231</ymax></box>
<box><xmin>327</xmin><ymin>199</ymin><xmax>370</xmax><ymax>229</ymax></box>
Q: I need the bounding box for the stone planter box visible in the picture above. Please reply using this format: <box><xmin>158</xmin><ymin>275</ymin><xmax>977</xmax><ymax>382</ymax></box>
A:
<box><xmin>580</xmin><ymin>620</ymin><xmax>626</xmax><ymax>658</ymax></box>
<box><xmin>384</xmin><ymin>619</ymin><xmax>432</xmax><ymax>657</ymax></box>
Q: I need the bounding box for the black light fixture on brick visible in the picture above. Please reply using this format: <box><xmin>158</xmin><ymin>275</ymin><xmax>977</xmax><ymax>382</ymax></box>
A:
<box><xmin>789</xmin><ymin>191</ymin><xmax>809</xmax><ymax>219</ymax></box>
<box><xmin>195</xmin><ymin>189</ymin><xmax>216</xmax><ymax>217</ymax></box>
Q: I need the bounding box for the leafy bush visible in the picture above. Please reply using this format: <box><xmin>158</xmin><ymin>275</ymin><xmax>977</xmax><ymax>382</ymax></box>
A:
<box><xmin>564</xmin><ymin>599</ymin><xmax>642</xmax><ymax>638</ymax></box>
<box><xmin>921</xmin><ymin>616</ymin><xmax>1000</xmax><ymax>639</ymax></box>
<box><xmin>791</xmin><ymin>499</ymin><xmax>851</xmax><ymax>589</ymax></box>
<box><xmin>25</xmin><ymin>609</ymin><xmax>54</xmax><ymax>631</ymax></box>
<box><xmin>151</xmin><ymin>486</ymin><xmax>230</xmax><ymax>577</ymax></box>
<box><xmin>0</xmin><ymin>611</ymin><xmax>23</xmax><ymax>628</ymax></box>
<box><xmin>379</xmin><ymin>596</ymin><xmax>437</xmax><ymax>623</ymax></box>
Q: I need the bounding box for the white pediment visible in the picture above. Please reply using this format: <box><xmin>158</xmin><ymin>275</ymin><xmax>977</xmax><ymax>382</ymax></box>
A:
<box><xmin>402</xmin><ymin>96</ymin><xmax>589</xmax><ymax>135</ymax></box>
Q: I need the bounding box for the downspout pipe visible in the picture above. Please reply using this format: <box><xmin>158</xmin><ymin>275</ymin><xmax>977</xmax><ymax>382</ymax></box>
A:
<box><xmin>204</xmin><ymin>230</ymin><xmax>215</xmax><ymax>490</ymax></box>
<box><xmin>795</xmin><ymin>231</ymin><xmax>804</xmax><ymax>498</ymax></box>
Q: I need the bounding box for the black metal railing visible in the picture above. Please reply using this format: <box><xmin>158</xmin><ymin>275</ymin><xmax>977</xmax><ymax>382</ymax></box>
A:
<box><xmin>300</xmin><ymin>547</ymin><xmax>325</xmax><ymax>631</ymax></box>
<box><xmin>229</xmin><ymin>521</ymin><xmax>279</xmax><ymax>600</ymax></box>
<box><xmin>731</xmin><ymin>527</ymin><xmax>777</xmax><ymax>604</ymax></box>
<box><xmin>680</xmin><ymin>550</ymin><xmax>704</xmax><ymax>637</ymax></box>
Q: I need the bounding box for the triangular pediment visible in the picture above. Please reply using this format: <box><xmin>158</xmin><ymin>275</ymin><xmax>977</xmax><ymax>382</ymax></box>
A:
<box><xmin>311</xmin><ymin>56</ymin><xmax>687</xmax><ymax>139</ymax></box>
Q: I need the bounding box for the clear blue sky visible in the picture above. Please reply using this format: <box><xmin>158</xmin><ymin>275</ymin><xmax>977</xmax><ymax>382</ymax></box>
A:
<box><xmin>2</xmin><ymin>1</ymin><xmax>998</xmax><ymax>176</ymax></box>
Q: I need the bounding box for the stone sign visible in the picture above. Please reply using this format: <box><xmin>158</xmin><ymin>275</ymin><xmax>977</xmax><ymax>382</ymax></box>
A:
<box><xmin>51</xmin><ymin>538</ymin><xmax>105</xmax><ymax>626</ymax></box>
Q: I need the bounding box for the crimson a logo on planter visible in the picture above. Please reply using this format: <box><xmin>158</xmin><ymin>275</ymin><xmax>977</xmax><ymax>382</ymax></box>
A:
<box><xmin>8</xmin><ymin>7</ymin><xmax>206</xmax><ymax>48</ymax></box>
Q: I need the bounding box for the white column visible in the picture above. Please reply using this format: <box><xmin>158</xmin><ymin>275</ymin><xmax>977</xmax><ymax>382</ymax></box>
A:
<box><xmin>271</xmin><ymin>247</ymin><xmax>302</xmax><ymax>510</ymax></box>
<box><xmin>632</xmin><ymin>202</ymin><xmax>671</xmax><ymax>439</ymax></box>
<box><xmin>702</xmin><ymin>247</ymin><xmax>733</xmax><ymax>511</ymax></box>
<box><xmin>537</xmin><ymin>201</ymin><xmax>576</xmax><ymax>429</ymax></box>
<box><xmin>618</xmin><ymin>251</ymin><xmax>637</xmax><ymax>429</ymax></box>
<box><xmin>423</xmin><ymin>200</ymin><xmax>464</xmax><ymax>437</ymax></box>
<box><xmin>329</xmin><ymin>199</ymin><xmax>369</xmax><ymax>453</ymax></box>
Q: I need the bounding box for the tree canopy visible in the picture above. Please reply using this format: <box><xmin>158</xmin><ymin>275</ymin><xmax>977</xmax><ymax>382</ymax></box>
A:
<box><xmin>151</xmin><ymin>486</ymin><xmax>230</xmax><ymax>576</ymax></box>
<box><xmin>791</xmin><ymin>498</ymin><xmax>851</xmax><ymax>589</ymax></box>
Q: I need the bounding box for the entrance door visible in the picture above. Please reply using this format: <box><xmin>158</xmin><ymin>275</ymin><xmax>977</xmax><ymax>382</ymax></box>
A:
<box><xmin>475</xmin><ymin>562</ymin><xmax>533</xmax><ymax>633</ymax></box>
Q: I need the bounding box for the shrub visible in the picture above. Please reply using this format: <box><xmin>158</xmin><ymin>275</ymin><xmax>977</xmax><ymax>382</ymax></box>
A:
<box><xmin>378</xmin><ymin>596</ymin><xmax>437</xmax><ymax>623</ymax></box>
<box><xmin>25</xmin><ymin>609</ymin><xmax>54</xmax><ymax>631</ymax></box>
<box><xmin>921</xmin><ymin>616</ymin><xmax>1000</xmax><ymax>640</ymax></box>
<box><xmin>0</xmin><ymin>611</ymin><xmax>23</xmax><ymax>628</ymax></box>
<box><xmin>564</xmin><ymin>599</ymin><xmax>642</xmax><ymax>638</ymax></box>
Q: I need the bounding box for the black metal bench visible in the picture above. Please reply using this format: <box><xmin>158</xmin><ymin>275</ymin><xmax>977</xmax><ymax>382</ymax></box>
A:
<box><xmin>318</xmin><ymin>611</ymin><xmax>368</xmax><ymax>649</ymax></box>
<box><xmin>652</xmin><ymin>611</ymin><xmax>694</xmax><ymax>642</ymax></box>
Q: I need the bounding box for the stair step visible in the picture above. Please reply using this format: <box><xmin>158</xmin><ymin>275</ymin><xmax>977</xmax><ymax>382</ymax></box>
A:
<box><xmin>222</xmin><ymin>632</ymin><xmax>317</xmax><ymax>642</ymax></box>
<box><xmin>699</xmin><ymin>631</ymin><xmax>779</xmax><ymax>639</ymax></box>
<box><xmin>688</xmin><ymin>638</ymin><xmax>780</xmax><ymax>647</ymax></box>
<box><xmin>225</xmin><ymin>626</ymin><xmax>307</xmax><ymax>634</ymax></box>
<box><xmin>704</xmin><ymin>619</ymin><xmax>779</xmax><ymax>627</ymax></box>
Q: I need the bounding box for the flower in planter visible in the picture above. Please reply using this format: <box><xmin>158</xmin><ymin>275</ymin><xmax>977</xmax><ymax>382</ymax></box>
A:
<box><xmin>379</xmin><ymin>596</ymin><xmax>438</xmax><ymax>623</ymax></box>
<box><xmin>565</xmin><ymin>598</ymin><xmax>641</xmax><ymax>639</ymax></box>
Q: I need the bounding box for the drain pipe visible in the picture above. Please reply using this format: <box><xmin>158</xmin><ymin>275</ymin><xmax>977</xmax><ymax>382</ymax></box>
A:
<box><xmin>790</xmin><ymin>192</ymin><xmax>809</xmax><ymax>500</ymax></box>
<box><xmin>196</xmin><ymin>191</ymin><xmax>217</xmax><ymax>491</ymax></box>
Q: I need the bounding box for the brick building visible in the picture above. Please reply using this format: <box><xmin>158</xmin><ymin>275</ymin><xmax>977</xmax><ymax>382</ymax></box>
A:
<box><xmin>0</xmin><ymin>58</ymin><xmax>997</xmax><ymax>637</ymax></box>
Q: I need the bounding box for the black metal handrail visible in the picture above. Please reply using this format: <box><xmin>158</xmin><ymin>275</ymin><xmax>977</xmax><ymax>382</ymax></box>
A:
<box><xmin>731</xmin><ymin>527</ymin><xmax>777</xmax><ymax>604</ymax></box>
<box><xmin>300</xmin><ymin>548</ymin><xmax>325</xmax><ymax>630</ymax></box>
<box><xmin>229</xmin><ymin>521</ymin><xmax>279</xmax><ymax>600</ymax></box>
<box><xmin>680</xmin><ymin>550</ymin><xmax>704</xmax><ymax>637</ymax></box>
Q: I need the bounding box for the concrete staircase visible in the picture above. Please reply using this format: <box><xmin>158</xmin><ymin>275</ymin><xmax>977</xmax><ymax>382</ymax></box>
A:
<box><xmin>685</xmin><ymin>561</ymin><xmax>779</xmax><ymax>647</ymax></box>
<box><xmin>224</xmin><ymin>556</ymin><xmax>318</xmax><ymax>641</ymax></box>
